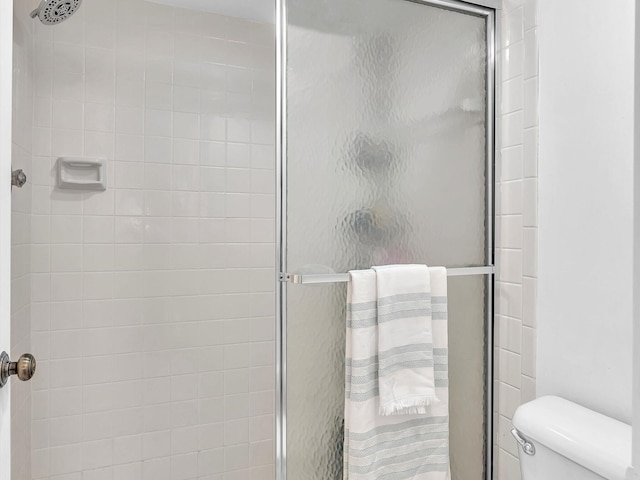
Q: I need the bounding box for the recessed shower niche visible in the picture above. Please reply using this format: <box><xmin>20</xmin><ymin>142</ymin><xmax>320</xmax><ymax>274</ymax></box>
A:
<box><xmin>56</xmin><ymin>158</ymin><xmax>106</xmax><ymax>191</ymax></box>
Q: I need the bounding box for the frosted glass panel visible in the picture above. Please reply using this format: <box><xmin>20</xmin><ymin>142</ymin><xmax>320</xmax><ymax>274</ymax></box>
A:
<box><xmin>287</xmin><ymin>284</ymin><xmax>348</xmax><ymax>479</ymax></box>
<box><xmin>286</xmin><ymin>0</ymin><xmax>487</xmax><ymax>275</ymax></box>
<box><xmin>447</xmin><ymin>277</ymin><xmax>487</xmax><ymax>479</ymax></box>
<box><xmin>285</xmin><ymin>0</ymin><xmax>488</xmax><ymax>479</ymax></box>
<box><xmin>287</xmin><ymin>278</ymin><xmax>487</xmax><ymax>479</ymax></box>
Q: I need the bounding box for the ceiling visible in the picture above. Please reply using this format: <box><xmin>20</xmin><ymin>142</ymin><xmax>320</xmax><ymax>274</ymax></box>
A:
<box><xmin>145</xmin><ymin>0</ymin><xmax>275</xmax><ymax>23</ymax></box>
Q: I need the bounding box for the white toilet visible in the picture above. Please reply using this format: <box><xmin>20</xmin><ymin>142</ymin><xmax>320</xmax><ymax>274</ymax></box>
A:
<box><xmin>511</xmin><ymin>396</ymin><xmax>631</xmax><ymax>479</ymax></box>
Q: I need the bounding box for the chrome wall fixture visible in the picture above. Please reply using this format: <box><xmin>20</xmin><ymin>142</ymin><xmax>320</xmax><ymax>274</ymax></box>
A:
<box><xmin>511</xmin><ymin>429</ymin><xmax>536</xmax><ymax>456</ymax></box>
<box><xmin>11</xmin><ymin>169</ymin><xmax>26</xmax><ymax>188</ymax></box>
<box><xmin>275</xmin><ymin>1</ymin><xmax>498</xmax><ymax>479</ymax></box>
<box><xmin>30</xmin><ymin>0</ymin><xmax>82</xmax><ymax>25</ymax></box>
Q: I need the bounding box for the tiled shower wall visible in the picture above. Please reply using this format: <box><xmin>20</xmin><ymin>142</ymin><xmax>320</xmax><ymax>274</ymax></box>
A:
<box><xmin>495</xmin><ymin>0</ymin><xmax>539</xmax><ymax>478</ymax></box>
<box><xmin>25</xmin><ymin>0</ymin><xmax>276</xmax><ymax>478</ymax></box>
<box><xmin>11</xmin><ymin>1</ymin><xmax>35</xmax><ymax>479</ymax></box>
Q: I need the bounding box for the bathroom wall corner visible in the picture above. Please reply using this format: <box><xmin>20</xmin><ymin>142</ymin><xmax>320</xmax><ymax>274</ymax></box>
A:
<box><xmin>495</xmin><ymin>0</ymin><xmax>538</xmax><ymax>478</ymax></box>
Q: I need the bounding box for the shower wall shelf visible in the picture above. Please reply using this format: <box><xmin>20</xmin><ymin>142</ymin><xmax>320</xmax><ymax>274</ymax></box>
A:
<box><xmin>281</xmin><ymin>265</ymin><xmax>495</xmax><ymax>284</ymax></box>
<box><xmin>57</xmin><ymin>157</ymin><xmax>106</xmax><ymax>191</ymax></box>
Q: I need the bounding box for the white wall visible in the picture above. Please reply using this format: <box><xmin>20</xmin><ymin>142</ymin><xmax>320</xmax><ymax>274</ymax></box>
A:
<box><xmin>633</xmin><ymin>0</ymin><xmax>640</xmax><ymax>473</ymax></box>
<box><xmin>0</xmin><ymin>0</ymin><xmax>14</xmax><ymax>478</ymax></box>
<box><xmin>537</xmin><ymin>0</ymin><xmax>635</xmax><ymax>423</ymax></box>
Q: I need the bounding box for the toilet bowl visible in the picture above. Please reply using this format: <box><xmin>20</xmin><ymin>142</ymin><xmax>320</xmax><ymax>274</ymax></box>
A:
<box><xmin>511</xmin><ymin>396</ymin><xmax>631</xmax><ymax>480</ymax></box>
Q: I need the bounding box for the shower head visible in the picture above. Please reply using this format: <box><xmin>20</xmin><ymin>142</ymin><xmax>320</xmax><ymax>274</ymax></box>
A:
<box><xmin>30</xmin><ymin>0</ymin><xmax>82</xmax><ymax>25</ymax></box>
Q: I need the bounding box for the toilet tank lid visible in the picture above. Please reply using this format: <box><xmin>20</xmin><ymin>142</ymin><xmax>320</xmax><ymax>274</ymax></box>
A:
<box><xmin>512</xmin><ymin>396</ymin><xmax>631</xmax><ymax>480</ymax></box>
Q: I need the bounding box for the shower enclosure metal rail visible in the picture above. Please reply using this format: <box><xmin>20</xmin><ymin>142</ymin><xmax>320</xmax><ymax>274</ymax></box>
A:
<box><xmin>276</xmin><ymin>0</ymin><xmax>497</xmax><ymax>478</ymax></box>
<box><xmin>281</xmin><ymin>266</ymin><xmax>495</xmax><ymax>285</ymax></box>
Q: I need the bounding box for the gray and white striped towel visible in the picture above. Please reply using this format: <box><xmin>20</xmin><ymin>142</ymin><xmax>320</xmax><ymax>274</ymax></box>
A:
<box><xmin>344</xmin><ymin>265</ymin><xmax>450</xmax><ymax>480</ymax></box>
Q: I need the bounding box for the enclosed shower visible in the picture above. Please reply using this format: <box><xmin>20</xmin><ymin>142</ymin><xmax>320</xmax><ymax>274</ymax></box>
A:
<box><xmin>5</xmin><ymin>0</ymin><xmax>496</xmax><ymax>478</ymax></box>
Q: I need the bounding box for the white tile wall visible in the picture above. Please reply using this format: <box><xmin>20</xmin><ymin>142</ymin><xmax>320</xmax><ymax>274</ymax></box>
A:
<box><xmin>11</xmin><ymin>1</ymin><xmax>35</xmax><ymax>478</ymax></box>
<box><xmin>24</xmin><ymin>1</ymin><xmax>276</xmax><ymax>478</ymax></box>
<box><xmin>495</xmin><ymin>0</ymin><xmax>538</xmax><ymax>479</ymax></box>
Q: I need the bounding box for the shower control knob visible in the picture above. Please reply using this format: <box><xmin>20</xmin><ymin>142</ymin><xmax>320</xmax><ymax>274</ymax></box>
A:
<box><xmin>0</xmin><ymin>352</ymin><xmax>36</xmax><ymax>388</ymax></box>
<box><xmin>11</xmin><ymin>169</ymin><xmax>27</xmax><ymax>188</ymax></box>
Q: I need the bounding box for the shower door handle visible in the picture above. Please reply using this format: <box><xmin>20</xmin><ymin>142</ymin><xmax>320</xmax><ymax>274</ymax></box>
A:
<box><xmin>0</xmin><ymin>351</ymin><xmax>37</xmax><ymax>388</ymax></box>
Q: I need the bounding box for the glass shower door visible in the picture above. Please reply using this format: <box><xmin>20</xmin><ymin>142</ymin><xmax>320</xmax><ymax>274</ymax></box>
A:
<box><xmin>279</xmin><ymin>0</ymin><xmax>494</xmax><ymax>479</ymax></box>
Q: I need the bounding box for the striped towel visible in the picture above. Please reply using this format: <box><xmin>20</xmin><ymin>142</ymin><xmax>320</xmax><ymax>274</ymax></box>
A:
<box><xmin>344</xmin><ymin>266</ymin><xmax>450</xmax><ymax>480</ymax></box>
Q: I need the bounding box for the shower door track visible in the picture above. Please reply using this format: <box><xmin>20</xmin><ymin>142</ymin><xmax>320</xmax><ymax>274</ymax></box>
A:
<box><xmin>275</xmin><ymin>1</ymin><xmax>498</xmax><ymax>479</ymax></box>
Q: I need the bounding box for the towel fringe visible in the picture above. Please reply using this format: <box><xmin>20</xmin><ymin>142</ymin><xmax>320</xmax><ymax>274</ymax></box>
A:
<box><xmin>379</xmin><ymin>395</ymin><xmax>440</xmax><ymax>417</ymax></box>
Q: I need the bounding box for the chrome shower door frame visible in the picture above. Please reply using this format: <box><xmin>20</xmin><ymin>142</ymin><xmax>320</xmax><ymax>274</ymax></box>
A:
<box><xmin>275</xmin><ymin>0</ymin><xmax>499</xmax><ymax>478</ymax></box>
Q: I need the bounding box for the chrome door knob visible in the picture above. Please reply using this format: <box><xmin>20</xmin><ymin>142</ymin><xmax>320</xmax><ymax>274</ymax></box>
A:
<box><xmin>11</xmin><ymin>169</ymin><xmax>27</xmax><ymax>188</ymax></box>
<box><xmin>0</xmin><ymin>351</ymin><xmax>36</xmax><ymax>388</ymax></box>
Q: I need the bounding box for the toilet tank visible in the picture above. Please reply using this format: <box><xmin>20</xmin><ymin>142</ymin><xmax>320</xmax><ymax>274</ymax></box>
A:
<box><xmin>512</xmin><ymin>396</ymin><xmax>631</xmax><ymax>480</ymax></box>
